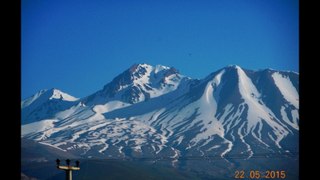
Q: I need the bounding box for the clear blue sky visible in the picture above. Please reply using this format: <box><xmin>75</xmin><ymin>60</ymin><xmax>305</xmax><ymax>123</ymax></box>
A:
<box><xmin>22</xmin><ymin>0</ymin><xmax>299</xmax><ymax>99</ymax></box>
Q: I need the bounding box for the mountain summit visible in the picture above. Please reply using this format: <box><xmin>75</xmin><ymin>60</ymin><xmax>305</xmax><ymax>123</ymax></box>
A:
<box><xmin>21</xmin><ymin>88</ymin><xmax>78</xmax><ymax>124</ymax></box>
<box><xmin>21</xmin><ymin>64</ymin><xmax>299</xmax><ymax>161</ymax></box>
<box><xmin>84</xmin><ymin>63</ymin><xmax>185</xmax><ymax>105</ymax></box>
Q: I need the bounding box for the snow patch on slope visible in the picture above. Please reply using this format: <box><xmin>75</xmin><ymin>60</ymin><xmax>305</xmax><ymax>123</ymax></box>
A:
<box><xmin>236</xmin><ymin>67</ymin><xmax>289</xmax><ymax>151</ymax></box>
<box><xmin>272</xmin><ymin>72</ymin><xmax>299</xmax><ymax>108</ymax></box>
<box><xmin>21</xmin><ymin>89</ymin><xmax>48</xmax><ymax>108</ymax></box>
<box><xmin>21</xmin><ymin>119</ymin><xmax>58</xmax><ymax>137</ymax></box>
<box><xmin>93</xmin><ymin>101</ymin><xmax>130</xmax><ymax>114</ymax></box>
<box><xmin>190</xmin><ymin>70</ymin><xmax>225</xmax><ymax>145</ymax></box>
<box><xmin>281</xmin><ymin>107</ymin><xmax>299</xmax><ymax>130</ymax></box>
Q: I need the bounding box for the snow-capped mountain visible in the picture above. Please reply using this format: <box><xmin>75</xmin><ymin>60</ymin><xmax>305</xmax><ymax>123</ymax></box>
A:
<box><xmin>84</xmin><ymin>63</ymin><xmax>188</xmax><ymax>105</ymax></box>
<box><xmin>21</xmin><ymin>88</ymin><xmax>79</xmax><ymax>125</ymax></box>
<box><xmin>21</xmin><ymin>64</ymin><xmax>299</xmax><ymax>161</ymax></box>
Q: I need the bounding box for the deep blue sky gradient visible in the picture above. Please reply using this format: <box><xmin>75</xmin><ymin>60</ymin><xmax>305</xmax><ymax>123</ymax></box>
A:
<box><xmin>22</xmin><ymin>0</ymin><xmax>299</xmax><ymax>99</ymax></box>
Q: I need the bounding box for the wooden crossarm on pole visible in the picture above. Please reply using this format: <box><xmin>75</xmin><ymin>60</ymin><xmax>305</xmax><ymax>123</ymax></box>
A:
<box><xmin>57</xmin><ymin>166</ymin><xmax>80</xmax><ymax>171</ymax></box>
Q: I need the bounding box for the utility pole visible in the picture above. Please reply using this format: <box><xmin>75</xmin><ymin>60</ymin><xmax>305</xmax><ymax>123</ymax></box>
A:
<box><xmin>56</xmin><ymin>159</ymin><xmax>80</xmax><ymax>180</ymax></box>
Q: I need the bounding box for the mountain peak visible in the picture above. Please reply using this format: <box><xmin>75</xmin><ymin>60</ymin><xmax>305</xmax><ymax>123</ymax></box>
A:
<box><xmin>47</xmin><ymin>88</ymin><xmax>78</xmax><ymax>101</ymax></box>
<box><xmin>155</xmin><ymin>64</ymin><xmax>169</xmax><ymax>69</ymax></box>
<box><xmin>22</xmin><ymin>88</ymin><xmax>78</xmax><ymax>109</ymax></box>
<box><xmin>225</xmin><ymin>64</ymin><xmax>242</xmax><ymax>70</ymax></box>
<box><xmin>129</xmin><ymin>63</ymin><xmax>152</xmax><ymax>74</ymax></box>
<box><xmin>90</xmin><ymin>64</ymin><xmax>184</xmax><ymax>104</ymax></box>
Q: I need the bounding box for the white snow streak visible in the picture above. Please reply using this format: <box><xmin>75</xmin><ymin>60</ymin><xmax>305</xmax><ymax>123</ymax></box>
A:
<box><xmin>281</xmin><ymin>106</ymin><xmax>299</xmax><ymax>130</ymax></box>
<box><xmin>272</xmin><ymin>72</ymin><xmax>299</xmax><ymax>108</ymax></box>
<box><xmin>21</xmin><ymin>119</ymin><xmax>58</xmax><ymax>137</ymax></box>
